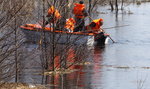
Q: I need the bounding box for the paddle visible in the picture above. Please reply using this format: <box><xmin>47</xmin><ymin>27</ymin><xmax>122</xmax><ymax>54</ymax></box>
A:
<box><xmin>88</xmin><ymin>16</ymin><xmax>116</xmax><ymax>43</ymax></box>
<box><xmin>103</xmin><ymin>25</ymin><xmax>129</xmax><ymax>29</ymax></box>
<box><xmin>101</xmin><ymin>28</ymin><xmax>115</xmax><ymax>43</ymax></box>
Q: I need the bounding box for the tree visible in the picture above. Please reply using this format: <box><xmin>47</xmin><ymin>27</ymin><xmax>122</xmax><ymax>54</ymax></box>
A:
<box><xmin>0</xmin><ymin>0</ymin><xmax>93</xmax><ymax>88</ymax></box>
<box><xmin>0</xmin><ymin>0</ymin><xmax>34</xmax><ymax>83</ymax></box>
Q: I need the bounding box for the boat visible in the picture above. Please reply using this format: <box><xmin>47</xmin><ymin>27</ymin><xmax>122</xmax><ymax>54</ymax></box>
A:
<box><xmin>20</xmin><ymin>24</ymin><xmax>109</xmax><ymax>45</ymax></box>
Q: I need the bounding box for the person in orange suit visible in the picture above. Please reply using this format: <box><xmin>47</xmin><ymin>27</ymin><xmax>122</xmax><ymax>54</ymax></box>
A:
<box><xmin>45</xmin><ymin>6</ymin><xmax>61</xmax><ymax>25</ymax></box>
<box><xmin>73</xmin><ymin>1</ymin><xmax>88</xmax><ymax>32</ymax></box>
<box><xmin>86</xmin><ymin>18</ymin><xmax>104</xmax><ymax>33</ymax></box>
<box><xmin>64</xmin><ymin>18</ymin><xmax>76</xmax><ymax>32</ymax></box>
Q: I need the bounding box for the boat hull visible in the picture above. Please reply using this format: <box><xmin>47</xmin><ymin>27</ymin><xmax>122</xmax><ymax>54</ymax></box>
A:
<box><xmin>22</xmin><ymin>29</ymin><xmax>95</xmax><ymax>45</ymax></box>
<box><xmin>20</xmin><ymin>24</ymin><xmax>108</xmax><ymax>46</ymax></box>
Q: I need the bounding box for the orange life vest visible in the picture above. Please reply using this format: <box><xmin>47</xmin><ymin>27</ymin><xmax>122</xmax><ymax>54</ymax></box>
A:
<box><xmin>90</xmin><ymin>18</ymin><xmax>103</xmax><ymax>31</ymax></box>
<box><xmin>47</xmin><ymin>6</ymin><xmax>61</xmax><ymax>22</ymax></box>
<box><xmin>73</xmin><ymin>3</ymin><xmax>85</xmax><ymax>18</ymax></box>
<box><xmin>64</xmin><ymin>18</ymin><xmax>76</xmax><ymax>32</ymax></box>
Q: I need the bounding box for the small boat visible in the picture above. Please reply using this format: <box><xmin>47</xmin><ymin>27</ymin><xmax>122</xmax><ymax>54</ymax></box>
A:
<box><xmin>20</xmin><ymin>24</ymin><xmax>109</xmax><ymax>45</ymax></box>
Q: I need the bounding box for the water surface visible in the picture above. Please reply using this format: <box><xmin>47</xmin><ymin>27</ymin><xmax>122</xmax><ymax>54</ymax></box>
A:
<box><xmin>20</xmin><ymin>2</ymin><xmax>150</xmax><ymax>89</ymax></box>
<box><xmin>92</xmin><ymin>2</ymin><xmax>150</xmax><ymax>89</ymax></box>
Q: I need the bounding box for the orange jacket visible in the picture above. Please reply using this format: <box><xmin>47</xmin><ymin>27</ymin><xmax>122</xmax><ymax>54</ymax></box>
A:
<box><xmin>73</xmin><ymin>3</ymin><xmax>85</xmax><ymax>18</ymax></box>
<box><xmin>88</xmin><ymin>18</ymin><xmax>103</xmax><ymax>31</ymax></box>
<box><xmin>47</xmin><ymin>6</ymin><xmax>61</xmax><ymax>22</ymax></box>
<box><xmin>64</xmin><ymin>18</ymin><xmax>76</xmax><ymax>31</ymax></box>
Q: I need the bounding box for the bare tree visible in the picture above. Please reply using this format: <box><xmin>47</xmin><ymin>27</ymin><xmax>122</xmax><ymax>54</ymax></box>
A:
<box><xmin>115</xmin><ymin>0</ymin><xmax>119</xmax><ymax>12</ymax></box>
<box><xmin>109</xmin><ymin>0</ymin><xmax>114</xmax><ymax>11</ymax></box>
<box><xmin>0</xmin><ymin>0</ymin><xmax>35</xmax><ymax>84</ymax></box>
<box><xmin>28</xmin><ymin>0</ymin><xmax>93</xmax><ymax>85</ymax></box>
<box><xmin>121</xmin><ymin>0</ymin><xmax>124</xmax><ymax>10</ymax></box>
<box><xmin>88</xmin><ymin>0</ymin><xmax>106</xmax><ymax>14</ymax></box>
<box><xmin>0</xmin><ymin>0</ymin><xmax>92</xmax><ymax>87</ymax></box>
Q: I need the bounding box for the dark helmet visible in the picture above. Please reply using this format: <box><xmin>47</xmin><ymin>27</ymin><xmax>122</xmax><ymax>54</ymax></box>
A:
<box><xmin>79</xmin><ymin>1</ymin><xmax>84</xmax><ymax>4</ymax></box>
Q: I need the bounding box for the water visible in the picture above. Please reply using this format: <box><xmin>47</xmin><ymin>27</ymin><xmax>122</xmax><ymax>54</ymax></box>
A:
<box><xmin>91</xmin><ymin>2</ymin><xmax>150</xmax><ymax>89</ymax></box>
<box><xmin>19</xmin><ymin>2</ymin><xmax>150</xmax><ymax>89</ymax></box>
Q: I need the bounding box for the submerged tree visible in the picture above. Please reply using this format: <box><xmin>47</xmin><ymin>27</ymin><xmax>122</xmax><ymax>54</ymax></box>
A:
<box><xmin>32</xmin><ymin>0</ymin><xmax>92</xmax><ymax>85</ymax></box>
<box><xmin>0</xmin><ymin>0</ymin><xmax>34</xmax><ymax>84</ymax></box>
<box><xmin>1</xmin><ymin>0</ymin><xmax>93</xmax><ymax>88</ymax></box>
<box><xmin>88</xmin><ymin>0</ymin><xmax>106</xmax><ymax>14</ymax></box>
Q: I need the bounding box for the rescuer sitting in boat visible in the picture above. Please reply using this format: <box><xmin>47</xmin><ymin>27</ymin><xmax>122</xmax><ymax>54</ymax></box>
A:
<box><xmin>86</xmin><ymin>18</ymin><xmax>109</xmax><ymax>43</ymax></box>
<box><xmin>64</xmin><ymin>18</ymin><xmax>76</xmax><ymax>32</ymax></box>
<box><xmin>45</xmin><ymin>6</ymin><xmax>61</xmax><ymax>25</ymax></box>
<box><xmin>86</xmin><ymin>18</ymin><xmax>104</xmax><ymax>33</ymax></box>
<box><xmin>73</xmin><ymin>1</ymin><xmax>88</xmax><ymax>32</ymax></box>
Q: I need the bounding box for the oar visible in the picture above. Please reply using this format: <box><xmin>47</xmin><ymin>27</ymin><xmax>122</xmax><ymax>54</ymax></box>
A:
<box><xmin>88</xmin><ymin>16</ymin><xmax>116</xmax><ymax>43</ymax></box>
<box><xmin>103</xmin><ymin>25</ymin><xmax>129</xmax><ymax>29</ymax></box>
<box><xmin>107</xmin><ymin>35</ymin><xmax>115</xmax><ymax>43</ymax></box>
<box><xmin>100</xmin><ymin>28</ymin><xmax>115</xmax><ymax>43</ymax></box>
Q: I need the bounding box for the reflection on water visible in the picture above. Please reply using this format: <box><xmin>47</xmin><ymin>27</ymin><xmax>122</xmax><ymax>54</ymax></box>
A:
<box><xmin>19</xmin><ymin>2</ymin><xmax>150</xmax><ymax>89</ymax></box>
<box><xmin>96</xmin><ymin>2</ymin><xmax>150</xmax><ymax>89</ymax></box>
<box><xmin>44</xmin><ymin>45</ymin><xmax>105</xmax><ymax>89</ymax></box>
<box><xmin>45</xmin><ymin>46</ymin><xmax>88</xmax><ymax>89</ymax></box>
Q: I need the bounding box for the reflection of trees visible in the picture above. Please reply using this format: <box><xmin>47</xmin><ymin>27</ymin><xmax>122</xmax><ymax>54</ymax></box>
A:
<box><xmin>44</xmin><ymin>46</ymin><xmax>105</xmax><ymax>89</ymax></box>
<box><xmin>0</xmin><ymin>0</ymin><xmax>99</xmax><ymax>88</ymax></box>
<box><xmin>45</xmin><ymin>46</ymin><xmax>91</xmax><ymax>89</ymax></box>
<box><xmin>8</xmin><ymin>0</ymin><xmax>92</xmax><ymax>87</ymax></box>
<box><xmin>36</xmin><ymin>0</ymin><xmax>91</xmax><ymax>76</ymax></box>
<box><xmin>90</xmin><ymin>46</ymin><xmax>104</xmax><ymax>88</ymax></box>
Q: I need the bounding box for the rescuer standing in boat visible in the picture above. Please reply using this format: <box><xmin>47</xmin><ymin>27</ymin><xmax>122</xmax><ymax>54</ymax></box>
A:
<box><xmin>86</xmin><ymin>18</ymin><xmax>104</xmax><ymax>33</ymax></box>
<box><xmin>73</xmin><ymin>1</ymin><xmax>88</xmax><ymax>32</ymax></box>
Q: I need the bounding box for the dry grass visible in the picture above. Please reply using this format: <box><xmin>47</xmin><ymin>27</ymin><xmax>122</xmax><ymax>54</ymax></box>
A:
<box><xmin>0</xmin><ymin>82</ymin><xmax>47</xmax><ymax>89</ymax></box>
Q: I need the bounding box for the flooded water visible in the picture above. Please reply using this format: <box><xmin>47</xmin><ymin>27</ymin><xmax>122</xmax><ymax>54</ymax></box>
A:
<box><xmin>91</xmin><ymin>2</ymin><xmax>150</xmax><ymax>89</ymax></box>
<box><xmin>19</xmin><ymin>2</ymin><xmax>150</xmax><ymax>89</ymax></box>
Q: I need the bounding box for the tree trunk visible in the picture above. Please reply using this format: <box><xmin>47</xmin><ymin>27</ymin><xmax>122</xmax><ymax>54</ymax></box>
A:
<box><xmin>115</xmin><ymin>0</ymin><xmax>118</xmax><ymax>11</ymax></box>
<box><xmin>88</xmin><ymin>0</ymin><xmax>92</xmax><ymax>15</ymax></box>
<box><xmin>121</xmin><ymin>0</ymin><xmax>124</xmax><ymax>10</ymax></box>
<box><xmin>109</xmin><ymin>0</ymin><xmax>114</xmax><ymax>11</ymax></box>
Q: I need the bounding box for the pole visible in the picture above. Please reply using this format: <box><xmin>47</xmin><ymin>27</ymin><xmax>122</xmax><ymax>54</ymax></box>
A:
<box><xmin>103</xmin><ymin>25</ymin><xmax>129</xmax><ymax>29</ymax></box>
